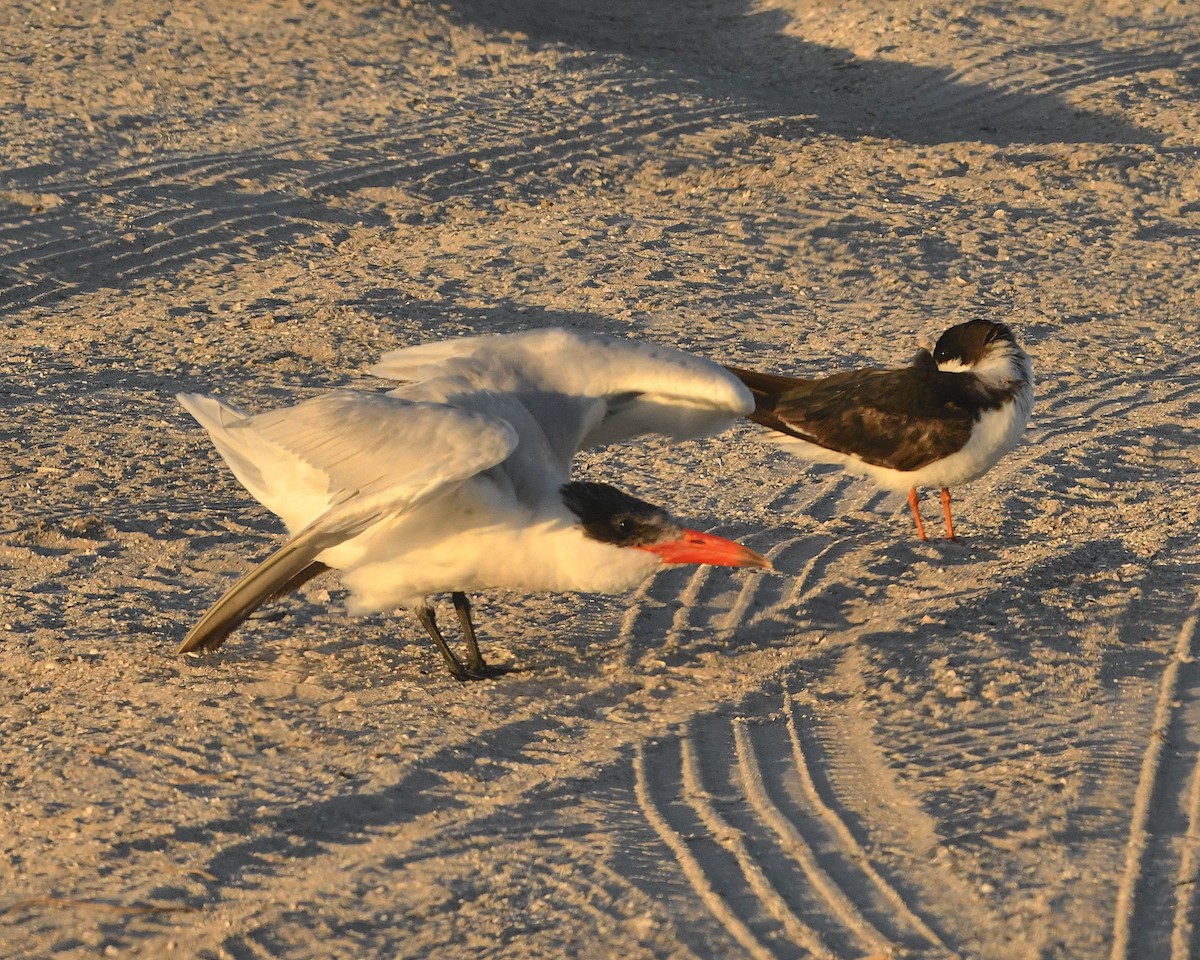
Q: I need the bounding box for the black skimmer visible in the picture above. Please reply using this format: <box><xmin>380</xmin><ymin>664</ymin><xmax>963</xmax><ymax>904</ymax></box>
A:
<box><xmin>728</xmin><ymin>319</ymin><xmax>1033</xmax><ymax>540</ymax></box>
<box><xmin>177</xmin><ymin>328</ymin><xmax>768</xmax><ymax>680</ymax></box>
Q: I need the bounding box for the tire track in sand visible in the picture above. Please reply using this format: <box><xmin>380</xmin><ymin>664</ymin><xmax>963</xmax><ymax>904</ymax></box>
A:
<box><xmin>1110</xmin><ymin>599</ymin><xmax>1200</xmax><ymax>960</ymax></box>
<box><xmin>614</xmin><ymin>520</ymin><xmax>867</xmax><ymax>671</ymax></box>
<box><xmin>902</xmin><ymin>31</ymin><xmax>1200</xmax><ymax>130</ymax></box>
<box><xmin>635</xmin><ymin>695</ymin><xmax>960</xmax><ymax>959</ymax></box>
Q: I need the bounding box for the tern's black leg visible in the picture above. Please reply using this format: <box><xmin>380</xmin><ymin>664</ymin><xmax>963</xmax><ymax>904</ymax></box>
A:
<box><xmin>413</xmin><ymin>601</ymin><xmax>469</xmax><ymax>682</ymax></box>
<box><xmin>451</xmin><ymin>592</ymin><xmax>485</xmax><ymax>673</ymax></box>
<box><xmin>451</xmin><ymin>592</ymin><xmax>514</xmax><ymax>678</ymax></box>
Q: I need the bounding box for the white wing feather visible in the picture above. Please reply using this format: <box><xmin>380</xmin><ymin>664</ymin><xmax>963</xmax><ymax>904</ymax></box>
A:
<box><xmin>368</xmin><ymin>328</ymin><xmax>753</xmax><ymax>459</ymax></box>
<box><xmin>178</xmin><ymin>391</ymin><xmax>518</xmax><ymax>534</ymax></box>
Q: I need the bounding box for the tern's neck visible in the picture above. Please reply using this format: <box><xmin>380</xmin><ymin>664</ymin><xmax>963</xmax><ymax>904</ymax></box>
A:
<box><xmin>471</xmin><ymin>493</ymin><xmax>664</xmax><ymax>596</ymax></box>
<box><xmin>939</xmin><ymin>342</ymin><xmax>1032</xmax><ymax>396</ymax></box>
<box><xmin>498</xmin><ymin>519</ymin><xmax>661</xmax><ymax>595</ymax></box>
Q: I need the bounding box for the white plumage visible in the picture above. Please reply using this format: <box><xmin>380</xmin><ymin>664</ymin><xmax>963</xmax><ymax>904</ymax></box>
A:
<box><xmin>370</xmin><ymin>326</ymin><xmax>754</xmax><ymax>462</ymax></box>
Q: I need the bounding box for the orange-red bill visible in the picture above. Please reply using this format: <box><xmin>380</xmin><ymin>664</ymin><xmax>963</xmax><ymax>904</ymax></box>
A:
<box><xmin>638</xmin><ymin>529</ymin><xmax>772</xmax><ymax>569</ymax></box>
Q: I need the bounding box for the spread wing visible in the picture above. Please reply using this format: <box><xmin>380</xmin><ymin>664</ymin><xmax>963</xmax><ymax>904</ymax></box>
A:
<box><xmin>176</xmin><ymin>391</ymin><xmax>518</xmax><ymax>652</ymax></box>
<box><xmin>728</xmin><ymin>353</ymin><xmax>976</xmax><ymax>471</ymax></box>
<box><xmin>369</xmin><ymin>328</ymin><xmax>754</xmax><ymax>471</ymax></box>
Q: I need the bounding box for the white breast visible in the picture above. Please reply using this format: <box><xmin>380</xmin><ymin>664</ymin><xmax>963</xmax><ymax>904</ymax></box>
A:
<box><xmin>333</xmin><ymin>489</ymin><xmax>661</xmax><ymax>614</ymax></box>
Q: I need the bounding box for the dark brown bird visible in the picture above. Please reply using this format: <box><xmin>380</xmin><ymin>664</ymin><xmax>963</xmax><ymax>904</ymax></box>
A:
<box><xmin>728</xmin><ymin>320</ymin><xmax>1033</xmax><ymax>540</ymax></box>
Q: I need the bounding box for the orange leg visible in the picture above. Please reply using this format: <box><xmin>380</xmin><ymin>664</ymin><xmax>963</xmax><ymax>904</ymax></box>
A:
<box><xmin>941</xmin><ymin>487</ymin><xmax>955</xmax><ymax>540</ymax></box>
<box><xmin>907</xmin><ymin>486</ymin><xmax>927</xmax><ymax>541</ymax></box>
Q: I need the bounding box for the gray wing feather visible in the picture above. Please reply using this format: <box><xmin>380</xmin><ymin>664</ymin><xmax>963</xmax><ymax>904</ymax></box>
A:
<box><xmin>178</xmin><ymin>509</ymin><xmax>374</xmax><ymax>653</ymax></box>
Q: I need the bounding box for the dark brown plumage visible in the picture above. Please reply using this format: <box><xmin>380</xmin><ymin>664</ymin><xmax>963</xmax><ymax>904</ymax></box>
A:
<box><xmin>729</xmin><ymin>350</ymin><xmax>980</xmax><ymax>473</ymax></box>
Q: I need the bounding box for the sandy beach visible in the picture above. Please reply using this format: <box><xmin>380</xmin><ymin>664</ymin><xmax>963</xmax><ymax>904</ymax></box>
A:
<box><xmin>3</xmin><ymin>1</ymin><xmax>1200</xmax><ymax>957</ymax></box>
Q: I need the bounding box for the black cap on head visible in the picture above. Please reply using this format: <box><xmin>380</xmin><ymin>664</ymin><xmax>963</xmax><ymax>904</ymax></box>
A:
<box><xmin>560</xmin><ymin>481</ymin><xmax>681</xmax><ymax>547</ymax></box>
<box><xmin>932</xmin><ymin>319</ymin><xmax>1014</xmax><ymax>367</ymax></box>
